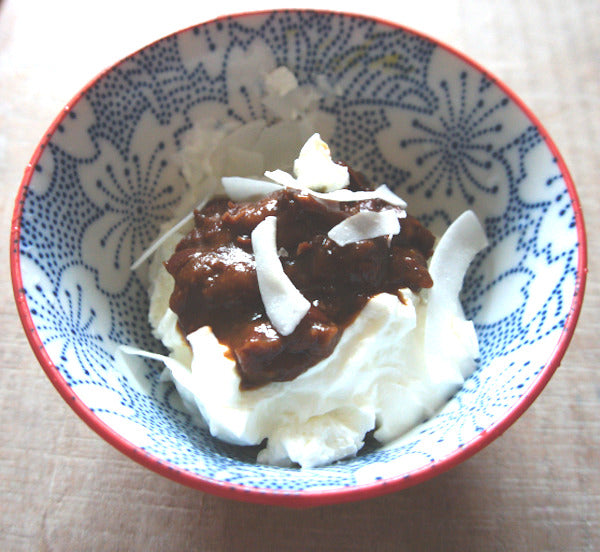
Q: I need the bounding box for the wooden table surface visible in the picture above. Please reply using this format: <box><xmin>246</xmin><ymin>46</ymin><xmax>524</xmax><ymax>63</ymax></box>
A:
<box><xmin>1</xmin><ymin>0</ymin><xmax>598</xmax><ymax>550</ymax></box>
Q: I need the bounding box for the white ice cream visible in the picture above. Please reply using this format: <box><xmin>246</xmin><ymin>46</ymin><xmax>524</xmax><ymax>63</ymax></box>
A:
<box><xmin>130</xmin><ymin>68</ymin><xmax>488</xmax><ymax>468</ymax></box>
<box><xmin>167</xmin><ymin>291</ymin><xmax>474</xmax><ymax>469</ymax></box>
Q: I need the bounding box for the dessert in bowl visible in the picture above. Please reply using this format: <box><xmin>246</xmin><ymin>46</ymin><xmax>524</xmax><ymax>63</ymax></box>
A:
<box><xmin>11</xmin><ymin>10</ymin><xmax>586</xmax><ymax>506</ymax></box>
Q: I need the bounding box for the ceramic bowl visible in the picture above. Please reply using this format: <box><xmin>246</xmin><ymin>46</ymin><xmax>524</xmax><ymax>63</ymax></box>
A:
<box><xmin>11</xmin><ymin>9</ymin><xmax>586</xmax><ymax>507</ymax></box>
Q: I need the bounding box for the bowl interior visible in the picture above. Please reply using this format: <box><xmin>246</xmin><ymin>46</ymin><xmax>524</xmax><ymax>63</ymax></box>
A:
<box><xmin>13</xmin><ymin>10</ymin><xmax>584</xmax><ymax>501</ymax></box>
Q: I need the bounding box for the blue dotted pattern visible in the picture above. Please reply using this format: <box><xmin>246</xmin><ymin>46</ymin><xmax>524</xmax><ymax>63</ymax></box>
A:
<box><xmin>17</xmin><ymin>11</ymin><xmax>581</xmax><ymax>492</ymax></box>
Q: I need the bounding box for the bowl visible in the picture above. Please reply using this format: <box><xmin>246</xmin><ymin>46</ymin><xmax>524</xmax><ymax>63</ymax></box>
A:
<box><xmin>10</xmin><ymin>9</ymin><xmax>586</xmax><ymax>507</ymax></box>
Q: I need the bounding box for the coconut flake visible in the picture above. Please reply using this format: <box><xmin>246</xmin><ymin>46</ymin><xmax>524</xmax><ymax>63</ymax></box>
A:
<box><xmin>251</xmin><ymin>216</ymin><xmax>310</xmax><ymax>336</ymax></box>
<box><xmin>262</xmin><ymin>68</ymin><xmax>322</xmax><ymax>121</ymax></box>
<box><xmin>262</xmin><ymin>87</ymin><xmax>321</xmax><ymax>121</ymax></box>
<box><xmin>222</xmin><ymin>176</ymin><xmax>282</xmax><ymax>202</ymax></box>
<box><xmin>292</xmin><ymin>133</ymin><xmax>349</xmax><ymax>192</ymax></box>
<box><xmin>312</xmin><ymin>185</ymin><xmax>407</xmax><ymax>207</ymax></box>
<box><xmin>264</xmin><ymin>66</ymin><xmax>299</xmax><ymax>96</ymax></box>
<box><xmin>424</xmin><ymin>210</ymin><xmax>488</xmax><ymax>384</ymax></box>
<box><xmin>118</xmin><ymin>344</ymin><xmax>207</xmax><ymax>424</ymax></box>
<box><xmin>264</xmin><ymin>168</ymin><xmax>298</xmax><ymax>187</ymax></box>
<box><xmin>427</xmin><ymin>210</ymin><xmax>488</xmax><ymax>315</ymax></box>
<box><xmin>130</xmin><ymin>193</ymin><xmax>212</xmax><ymax>271</ymax></box>
<box><xmin>328</xmin><ymin>210</ymin><xmax>401</xmax><ymax>246</ymax></box>
<box><xmin>371</xmin><ymin>185</ymin><xmax>407</xmax><ymax>209</ymax></box>
<box><xmin>118</xmin><ymin>344</ymin><xmax>187</xmax><ymax>375</ymax></box>
<box><xmin>264</xmin><ymin>169</ymin><xmax>407</xmax><ymax>207</ymax></box>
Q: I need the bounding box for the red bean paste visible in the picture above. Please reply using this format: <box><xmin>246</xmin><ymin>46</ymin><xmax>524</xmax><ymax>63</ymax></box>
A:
<box><xmin>165</xmin><ymin>168</ymin><xmax>435</xmax><ymax>389</ymax></box>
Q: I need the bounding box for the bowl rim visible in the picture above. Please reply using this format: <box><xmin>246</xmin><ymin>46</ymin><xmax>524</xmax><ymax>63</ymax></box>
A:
<box><xmin>10</xmin><ymin>8</ymin><xmax>588</xmax><ymax>508</ymax></box>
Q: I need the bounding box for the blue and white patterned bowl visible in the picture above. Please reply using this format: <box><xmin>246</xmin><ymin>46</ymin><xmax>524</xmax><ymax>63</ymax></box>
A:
<box><xmin>11</xmin><ymin>10</ymin><xmax>587</xmax><ymax>507</ymax></box>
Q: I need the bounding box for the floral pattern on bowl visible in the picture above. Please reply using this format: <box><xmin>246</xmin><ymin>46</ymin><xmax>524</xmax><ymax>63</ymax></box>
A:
<box><xmin>11</xmin><ymin>10</ymin><xmax>586</xmax><ymax>506</ymax></box>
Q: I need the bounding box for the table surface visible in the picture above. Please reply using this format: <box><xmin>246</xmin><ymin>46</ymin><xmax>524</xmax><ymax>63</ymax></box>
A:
<box><xmin>1</xmin><ymin>0</ymin><xmax>598</xmax><ymax>550</ymax></box>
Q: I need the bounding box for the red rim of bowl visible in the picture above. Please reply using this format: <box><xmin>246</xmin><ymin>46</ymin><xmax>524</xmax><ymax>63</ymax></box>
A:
<box><xmin>10</xmin><ymin>9</ymin><xmax>588</xmax><ymax>508</ymax></box>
